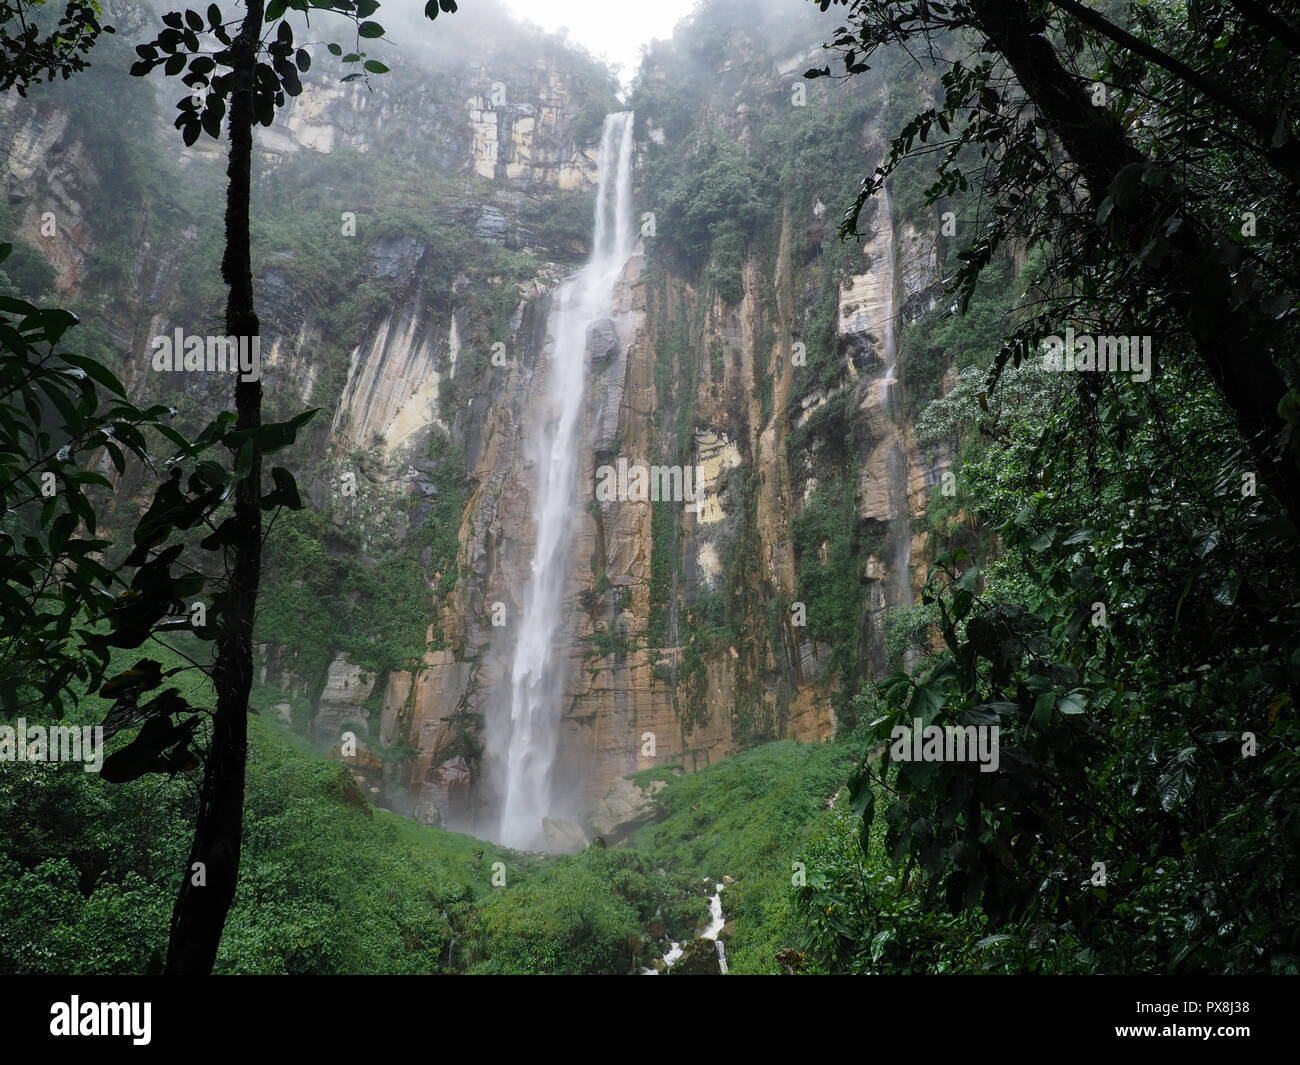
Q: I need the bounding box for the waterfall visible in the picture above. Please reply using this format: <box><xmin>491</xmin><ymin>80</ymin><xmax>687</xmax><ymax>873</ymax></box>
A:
<box><xmin>875</xmin><ymin>185</ymin><xmax>900</xmax><ymax>414</ymax></box>
<box><xmin>494</xmin><ymin>112</ymin><xmax>637</xmax><ymax>850</ymax></box>
<box><xmin>873</xmin><ymin>185</ymin><xmax>914</xmax><ymax>616</ymax></box>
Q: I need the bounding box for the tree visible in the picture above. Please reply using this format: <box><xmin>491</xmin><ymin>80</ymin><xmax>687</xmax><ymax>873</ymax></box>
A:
<box><xmin>127</xmin><ymin>0</ymin><xmax>460</xmax><ymax>975</ymax></box>
<box><xmin>0</xmin><ymin>244</ymin><xmax>199</xmax><ymax>715</ymax></box>
<box><xmin>810</xmin><ymin>0</ymin><xmax>1300</xmax><ymax>526</ymax></box>
<box><xmin>808</xmin><ymin>0</ymin><xmax>1300</xmax><ymax>971</ymax></box>
<box><xmin>0</xmin><ymin>0</ymin><xmax>114</xmax><ymax>94</ymax></box>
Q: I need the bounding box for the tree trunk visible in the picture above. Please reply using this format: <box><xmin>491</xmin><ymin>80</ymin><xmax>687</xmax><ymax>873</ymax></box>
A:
<box><xmin>165</xmin><ymin>0</ymin><xmax>264</xmax><ymax>975</ymax></box>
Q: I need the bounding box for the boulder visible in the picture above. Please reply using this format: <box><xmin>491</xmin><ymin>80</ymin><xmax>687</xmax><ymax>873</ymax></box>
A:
<box><xmin>669</xmin><ymin>937</ymin><xmax>722</xmax><ymax>976</ymax></box>
<box><xmin>589</xmin><ymin>776</ymin><xmax>665</xmax><ymax>838</ymax></box>
<box><xmin>542</xmin><ymin>817</ymin><xmax>590</xmax><ymax>854</ymax></box>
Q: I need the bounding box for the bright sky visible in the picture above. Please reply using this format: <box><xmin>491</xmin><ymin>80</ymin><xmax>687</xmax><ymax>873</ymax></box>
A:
<box><xmin>502</xmin><ymin>0</ymin><xmax>698</xmax><ymax>85</ymax></box>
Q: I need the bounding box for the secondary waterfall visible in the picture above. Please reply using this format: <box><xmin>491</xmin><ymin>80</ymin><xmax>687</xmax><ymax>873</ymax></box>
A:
<box><xmin>495</xmin><ymin>112</ymin><xmax>636</xmax><ymax>850</ymax></box>
<box><xmin>875</xmin><ymin>185</ymin><xmax>900</xmax><ymax>413</ymax></box>
<box><xmin>641</xmin><ymin>881</ymin><xmax>729</xmax><ymax>975</ymax></box>
<box><xmin>873</xmin><ymin>185</ymin><xmax>914</xmax><ymax>615</ymax></box>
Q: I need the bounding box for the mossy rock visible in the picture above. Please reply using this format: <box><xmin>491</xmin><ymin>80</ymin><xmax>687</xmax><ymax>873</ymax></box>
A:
<box><xmin>669</xmin><ymin>937</ymin><xmax>722</xmax><ymax>975</ymax></box>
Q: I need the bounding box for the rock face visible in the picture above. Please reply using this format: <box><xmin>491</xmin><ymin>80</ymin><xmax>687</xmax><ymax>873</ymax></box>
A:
<box><xmin>330</xmin><ymin>279</ymin><xmax>451</xmax><ymax>457</ymax></box>
<box><xmin>0</xmin><ymin>3</ymin><xmax>944</xmax><ymax>846</ymax></box>
<box><xmin>541</xmin><ymin>817</ymin><xmax>590</xmax><ymax>855</ymax></box>
<box><xmin>312</xmin><ymin>654</ymin><xmax>376</xmax><ymax>746</ymax></box>
<box><xmin>590</xmin><ymin>776</ymin><xmax>670</xmax><ymax>840</ymax></box>
<box><xmin>465</xmin><ymin>78</ymin><xmax>599</xmax><ymax>189</ymax></box>
<box><xmin>363</xmin><ymin>171</ymin><xmax>928</xmax><ymax>840</ymax></box>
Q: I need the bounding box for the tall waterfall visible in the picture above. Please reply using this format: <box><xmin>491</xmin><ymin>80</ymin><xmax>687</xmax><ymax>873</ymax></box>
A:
<box><xmin>873</xmin><ymin>185</ymin><xmax>914</xmax><ymax>617</ymax></box>
<box><xmin>495</xmin><ymin>112</ymin><xmax>636</xmax><ymax>850</ymax></box>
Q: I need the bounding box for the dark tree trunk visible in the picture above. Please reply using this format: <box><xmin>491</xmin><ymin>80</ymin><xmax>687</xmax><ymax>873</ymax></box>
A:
<box><xmin>165</xmin><ymin>0</ymin><xmax>264</xmax><ymax>975</ymax></box>
<box><xmin>971</xmin><ymin>0</ymin><xmax>1300</xmax><ymax>530</ymax></box>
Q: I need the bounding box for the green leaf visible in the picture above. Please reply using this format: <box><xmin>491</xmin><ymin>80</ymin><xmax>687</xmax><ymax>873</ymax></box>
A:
<box><xmin>100</xmin><ymin>658</ymin><xmax>166</xmax><ymax>698</ymax></box>
<box><xmin>199</xmin><ymin>516</ymin><xmax>240</xmax><ymax>552</ymax></box>
<box><xmin>201</xmin><ymin>97</ymin><xmax>225</xmax><ymax>139</ymax></box>
<box><xmin>260</xmin><ymin>466</ymin><xmax>303</xmax><ymax>511</ymax></box>
<box><xmin>951</xmin><ymin>587</ymin><xmax>973</xmax><ymax>621</ymax></box>
<box><xmin>870</xmin><ymin>928</ymin><xmax>895</xmax><ymax>964</ymax></box>
<box><xmin>1068</xmin><ymin>565</ymin><xmax>1095</xmax><ymax>591</ymax></box>
<box><xmin>33</xmin><ymin>307</ymin><xmax>80</xmax><ymax>343</ymax></box>
<box><xmin>1058</xmin><ymin>690</ymin><xmax>1087</xmax><ymax>715</ymax></box>
<box><xmin>69</xmin><ymin>471</ymin><xmax>114</xmax><ymax>490</ymax></box>
<box><xmin>1213</xmin><ymin>577</ymin><xmax>1240</xmax><ymax>606</ymax></box>
<box><xmin>60</xmin><ymin>353</ymin><xmax>127</xmax><ymax>399</ymax></box>
<box><xmin>226</xmin><ymin>407</ymin><xmax>321</xmax><ymax>454</ymax></box>
<box><xmin>1191</xmin><ymin>527</ymin><xmax>1221</xmax><ymax>558</ymax></box>
<box><xmin>363</xmin><ymin>59</ymin><xmax>389</xmax><ymax>74</ymax></box>
<box><xmin>99</xmin><ymin>714</ymin><xmax>197</xmax><ymax>783</ymax></box>
<box><xmin>358</xmin><ymin>20</ymin><xmax>384</xmax><ymax>37</ymax></box>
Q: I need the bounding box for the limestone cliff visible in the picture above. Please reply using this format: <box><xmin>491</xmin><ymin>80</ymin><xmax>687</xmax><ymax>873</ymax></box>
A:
<box><xmin>292</xmin><ymin>10</ymin><xmax>946</xmax><ymax>840</ymax></box>
<box><xmin>0</xmin><ymin>0</ymin><xmax>946</xmax><ymax>844</ymax></box>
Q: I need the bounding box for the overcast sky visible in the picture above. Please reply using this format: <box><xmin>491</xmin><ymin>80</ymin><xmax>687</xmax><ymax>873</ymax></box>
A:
<box><xmin>501</xmin><ymin>0</ymin><xmax>698</xmax><ymax>85</ymax></box>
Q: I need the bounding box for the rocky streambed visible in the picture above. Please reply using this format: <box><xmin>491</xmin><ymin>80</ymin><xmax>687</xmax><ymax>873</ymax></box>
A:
<box><xmin>642</xmin><ymin>879</ymin><xmax>729</xmax><ymax>975</ymax></box>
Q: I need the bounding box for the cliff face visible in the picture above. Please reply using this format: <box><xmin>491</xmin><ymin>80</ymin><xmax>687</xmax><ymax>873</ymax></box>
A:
<box><xmin>0</xmin><ymin>0</ymin><xmax>945</xmax><ymax>843</ymax></box>
<box><xmin>313</xmin><ymin>21</ymin><xmax>945</xmax><ymax>840</ymax></box>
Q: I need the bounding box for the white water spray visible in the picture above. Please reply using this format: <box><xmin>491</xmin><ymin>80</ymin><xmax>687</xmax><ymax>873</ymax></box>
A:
<box><xmin>871</xmin><ymin>185</ymin><xmax>914</xmax><ymax>619</ymax></box>
<box><xmin>874</xmin><ymin>186</ymin><xmax>900</xmax><ymax>412</ymax></box>
<box><xmin>495</xmin><ymin>112</ymin><xmax>636</xmax><ymax>850</ymax></box>
<box><xmin>642</xmin><ymin>881</ymin><xmax>729</xmax><ymax>975</ymax></box>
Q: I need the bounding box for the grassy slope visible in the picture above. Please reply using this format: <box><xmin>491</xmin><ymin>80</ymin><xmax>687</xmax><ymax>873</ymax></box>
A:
<box><xmin>625</xmin><ymin>739</ymin><xmax>862</xmax><ymax>974</ymax></box>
